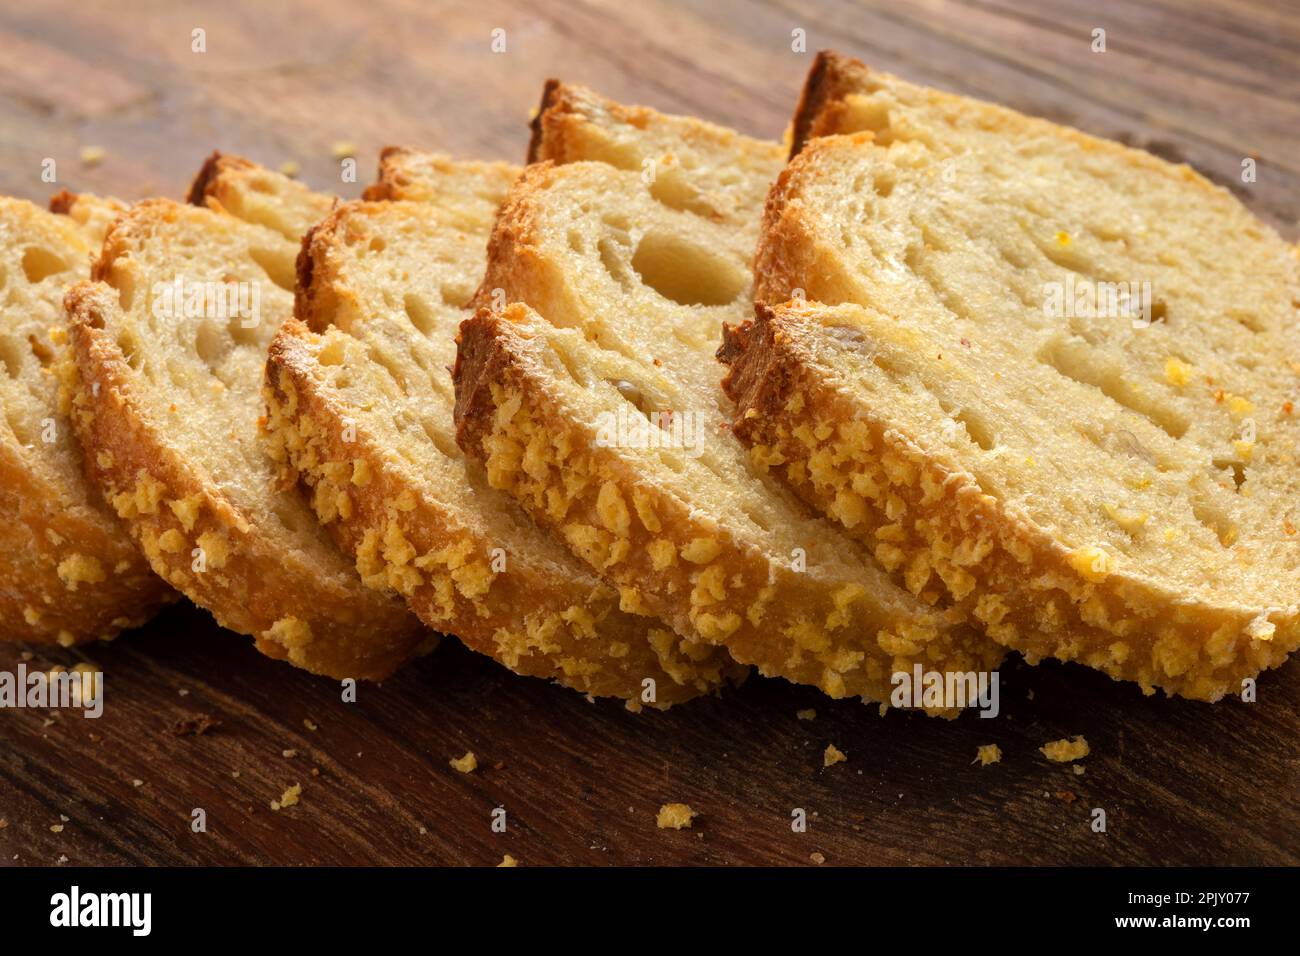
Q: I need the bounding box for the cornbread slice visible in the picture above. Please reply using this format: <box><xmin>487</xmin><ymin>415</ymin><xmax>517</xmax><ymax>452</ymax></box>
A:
<box><xmin>726</xmin><ymin>51</ymin><xmax>1300</xmax><ymax>700</ymax></box>
<box><xmin>62</xmin><ymin>198</ymin><xmax>427</xmax><ymax>679</ymax></box>
<box><xmin>259</xmin><ymin>183</ymin><xmax>739</xmax><ymax>706</ymax></box>
<box><xmin>453</xmin><ymin>84</ymin><xmax>1004</xmax><ymax>711</ymax></box>
<box><xmin>0</xmin><ymin>196</ymin><xmax>171</xmax><ymax>644</ymax></box>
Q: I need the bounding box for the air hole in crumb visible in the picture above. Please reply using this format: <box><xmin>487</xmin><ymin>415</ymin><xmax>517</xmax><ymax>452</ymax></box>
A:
<box><xmin>194</xmin><ymin>319</ymin><xmax>227</xmax><ymax>368</ymax></box>
<box><xmin>271</xmin><ymin>498</ymin><xmax>315</xmax><ymax>537</ymax></box>
<box><xmin>419</xmin><ymin>417</ymin><xmax>461</xmax><ymax>460</ymax></box>
<box><xmin>1224</xmin><ymin>306</ymin><xmax>1263</xmax><ymax>333</ymax></box>
<box><xmin>951</xmin><ymin>409</ymin><xmax>996</xmax><ymax>451</ymax></box>
<box><xmin>117</xmin><ymin>329</ymin><xmax>142</xmax><ymax>370</ymax></box>
<box><xmin>21</xmin><ymin>246</ymin><xmax>69</xmax><ymax>284</ymax></box>
<box><xmin>438</xmin><ymin>282</ymin><xmax>473</xmax><ymax>311</ymax></box>
<box><xmin>1212</xmin><ymin>457</ymin><xmax>1246</xmax><ymax>492</ymax></box>
<box><xmin>631</xmin><ymin>230</ymin><xmax>745</xmax><ymax>307</ymax></box>
<box><xmin>648</xmin><ymin>171</ymin><xmax>717</xmax><ymax>219</ymax></box>
<box><xmin>248</xmin><ymin>247</ymin><xmax>295</xmax><ymax>293</ymax></box>
<box><xmin>542</xmin><ymin>339</ymin><xmax>590</xmax><ymax>389</ymax></box>
<box><xmin>404</xmin><ymin>293</ymin><xmax>437</xmax><ymax>336</ymax></box>
<box><xmin>598</xmin><ymin>237</ymin><xmax>633</xmax><ymax>291</ymax></box>
<box><xmin>1038</xmin><ymin>338</ymin><xmax>1188</xmax><ymax>440</ymax></box>
<box><xmin>1191</xmin><ymin>497</ymin><xmax>1235</xmax><ymax>547</ymax></box>
<box><xmin>27</xmin><ymin>334</ymin><xmax>54</xmax><ymax>367</ymax></box>
<box><xmin>607</xmin><ymin>378</ymin><xmax>646</xmax><ymax>414</ymax></box>
<box><xmin>741</xmin><ymin>502</ymin><xmax>772</xmax><ymax>532</ymax></box>
<box><xmin>0</xmin><ymin>340</ymin><xmax>23</xmax><ymax>378</ymax></box>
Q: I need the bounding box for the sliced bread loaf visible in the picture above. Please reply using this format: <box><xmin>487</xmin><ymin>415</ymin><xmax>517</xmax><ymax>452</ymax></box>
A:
<box><xmin>726</xmin><ymin>51</ymin><xmax>1300</xmax><ymax>700</ymax></box>
<box><xmin>1</xmin><ymin>196</ymin><xmax>172</xmax><ymax>644</ymax></box>
<box><xmin>256</xmin><ymin>164</ymin><xmax>739</xmax><ymax>706</ymax></box>
<box><xmin>62</xmin><ymin>197</ymin><xmax>427</xmax><ymax>679</ymax></box>
<box><xmin>454</xmin><ymin>84</ymin><xmax>1004</xmax><ymax>711</ymax></box>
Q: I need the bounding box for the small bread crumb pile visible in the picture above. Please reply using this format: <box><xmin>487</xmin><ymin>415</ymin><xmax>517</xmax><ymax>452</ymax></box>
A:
<box><xmin>974</xmin><ymin>744</ymin><xmax>1001</xmax><ymax>766</ymax></box>
<box><xmin>823</xmin><ymin>744</ymin><xmax>847</xmax><ymax>767</ymax></box>
<box><xmin>450</xmin><ymin>751</ymin><xmax>478</xmax><ymax>773</ymax></box>
<box><xmin>498</xmin><ymin>854</ymin><xmax>519</xmax><ymax>867</ymax></box>
<box><xmin>656</xmin><ymin>803</ymin><xmax>696</xmax><ymax>830</ymax></box>
<box><xmin>270</xmin><ymin>783</ymin><xmax>302</xmax><ymax>811</ymax></box>
<box><xmin>1040</xmin><ymin>736</ymin><xmax>1090</xmax><ymax>763</ymax></box>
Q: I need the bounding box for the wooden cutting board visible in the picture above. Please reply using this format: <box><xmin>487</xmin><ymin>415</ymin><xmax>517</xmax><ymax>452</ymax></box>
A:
<box><xmin>1</xmin><ymin>0</ymin><xmax>1297</xmax><ymax>866</ymax></box>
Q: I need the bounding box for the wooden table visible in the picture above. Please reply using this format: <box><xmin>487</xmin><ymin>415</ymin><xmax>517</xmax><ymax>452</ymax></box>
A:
<box><xmin>1</xmin><ymin>0</ymin><xmax>1296</xmax><ymax>866</ymax></box>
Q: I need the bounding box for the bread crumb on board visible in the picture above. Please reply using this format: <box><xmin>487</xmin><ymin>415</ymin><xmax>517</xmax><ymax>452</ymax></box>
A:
<box><xmin>270</xmin><ymin>783</ymin><xmax>302</xmax><ymax>811</ymax></box>
<box><xmin>497</xmin><ymin>854</ymin><xmax>519</xmax><ymax>867</ymax></box>
<box><xmin>79</xmin><ymin>145</ymin><xmax>106</xmax><ymax>166</ymax></box>
<box><xmin>1040</xmin><ymin>736</ymin><xmax>1090</xmax><ymax>763</ymax></box>
<box><xmin>656</xmin><ymin>803</ymin><xmax>696</xmax><ymax>830</ymax></box>
<box><xmin>796</xmin><ymin>708</ymin><xmax>816</xmax><ymax>721</ymax></box>
<box><xmin>810</xmin><ymin>851</ymin><xmax>826</xmax><ymax>865</ymax></box>
<box><xmin>450</xmin><ymin>752</ymin><xmax>478</xmax><ymax>774</ymax></box>
<box><xmin>974</xmin><ymin>744</ymin><xmax>1002</xmax><ymax>766</ymax></box>
<box><xmin>823</xmin><ymin>743</ymin><xmax>848</xmax><ymax>767</ymax></box>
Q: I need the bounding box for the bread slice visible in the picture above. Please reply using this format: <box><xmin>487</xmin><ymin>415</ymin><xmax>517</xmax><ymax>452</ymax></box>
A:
<box><xmin>62</xmin><ymin>197</ymin><xmax>428</xmax><ymax>679</ymax></box>
<box><xmin>188</xmin><ymin>151</ymin><xmax>336</xmax><ymax>242</ymax></box>
<box><xmin>0</xmin><ymin>196</ymin><xmax>172</xmax><ymax>644</ymax></box>
<box><xmin>49</xmin><ymin>190</ymin><xmax>129</xmax><ymax>247</ymax></box>
<box><xmin>363</xmin><ymin>147</ymin><xmax>520</xmax><ymax>215</ymax></box>
<box><xmin>726</xmin><ymin>51</ymin><xmax>1300</xmax><ymax>700</ymax></box>
<box><xmin>254</xmin><ymin>163</ymin><xmax>739</xmax><ymax>707</ymax></box>
<box><xmin>454</xmin><ymin>84</ymin><xmax>1004</xmax><ymax>711</ymax></box>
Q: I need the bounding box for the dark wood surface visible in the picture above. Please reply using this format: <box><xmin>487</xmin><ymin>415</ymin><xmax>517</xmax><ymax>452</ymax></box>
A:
<box><xmin>1</xmin><ymin>0</ymin><xmax>1297</xmax><ymax>866</ymax></box>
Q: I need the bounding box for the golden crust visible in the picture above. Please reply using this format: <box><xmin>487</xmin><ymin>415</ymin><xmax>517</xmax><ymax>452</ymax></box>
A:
<box><xmin>0</xmin><ymin>432</ymin><xmax>174</xmax><ymax>645</ymax></box>
<box><xmin>455</xmin><ymin>304</ymin><xmax>1003</xmax><ymax>714</ymax></box>
<box><xmin>61</xmin><ymin>203</ymin><xmax>426</xmax><ymax>680</ymax></box>
<box><xmin>263</xmin><ymin>179</ymin><xmax>740</xmax><ymax>706</ymax></box>
<box><xmin>0</xmin><ymin>196</ymin><xmax>171</xmax><ymax>644</ymax></box>
<box><xmin>266</xmin><ymin>316</ymin><xmax>738</xmax><ymax>706</ymax></box>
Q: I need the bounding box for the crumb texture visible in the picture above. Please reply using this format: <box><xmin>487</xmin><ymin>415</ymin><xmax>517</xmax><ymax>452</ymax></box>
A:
<box><xmin>256</xmin><ymin>157</ymin><xmax>739</xmax><ymax>706</ymax></box>
<box><xmin>453</xmin><ymin>84</ymin><xmax>1005</xmax><ymax>714</ymax></box>
<box><xmin>725</xmin><ymin>51</ymin><xmax>1300</xmax><ymax>700</ymax></box>
<box><xmin>62</xmin><ymin>191</ymin><xmax>423</xmax><ymax>679</ymax></box>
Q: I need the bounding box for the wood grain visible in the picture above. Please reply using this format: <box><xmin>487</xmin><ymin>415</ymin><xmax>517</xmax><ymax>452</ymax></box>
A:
<box><xmin>1</xmin><ymin>0</ymin><xmax>1297</xmax><ymax>866</ymax></box>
